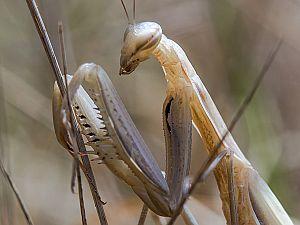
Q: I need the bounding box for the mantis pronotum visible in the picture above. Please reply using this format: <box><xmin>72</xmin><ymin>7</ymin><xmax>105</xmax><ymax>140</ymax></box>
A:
<box><xmin>23</xmin><ymin>0</ymin><xmax>294</xmax><ymax>224</ymax></box>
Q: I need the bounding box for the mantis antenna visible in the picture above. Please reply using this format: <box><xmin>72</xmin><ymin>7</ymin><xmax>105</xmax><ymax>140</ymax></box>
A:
<box><xmin>120</xmin><ymin>0</ymin><xmax>130</xmax><ymax>23</ymax></box>
<box><xmin>133</xmin><ymin>0</ymin><xmax>136</xmax><ymax>22</ymax></box>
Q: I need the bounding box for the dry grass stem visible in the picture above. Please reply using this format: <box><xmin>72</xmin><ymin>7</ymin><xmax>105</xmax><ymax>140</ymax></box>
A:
<box><xmin>25</xmin><ymin>0</ymin><xmax>108</xmax><ymax>224</ymax></box>
<box><xmin>0</xmin><ymin>160</ymin><xmax>34</xmax><ymax>225</ymax></box>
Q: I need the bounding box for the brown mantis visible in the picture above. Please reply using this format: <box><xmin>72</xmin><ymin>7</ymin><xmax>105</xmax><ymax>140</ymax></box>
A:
<box><xmin>24</xmin><ymin>0</ymin><xmax>295</xmax><ymax>224</ymax></box>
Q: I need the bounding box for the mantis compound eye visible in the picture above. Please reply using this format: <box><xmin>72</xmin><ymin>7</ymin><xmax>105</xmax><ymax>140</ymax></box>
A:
<box><xmin>119</xmin><ymin>22</ymin><xmax>162</xmax><ymax>75</ymax></box>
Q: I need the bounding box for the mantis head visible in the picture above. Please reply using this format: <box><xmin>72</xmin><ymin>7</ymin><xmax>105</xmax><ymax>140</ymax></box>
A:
<box><xmin>119</xmin><ymin>22</ymin><xmax>162</xmax><ymax>75</ymax></box>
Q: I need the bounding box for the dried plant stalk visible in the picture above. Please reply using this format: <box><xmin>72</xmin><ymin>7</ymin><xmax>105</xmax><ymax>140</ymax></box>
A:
<box><xmin>25</xmin><ymin>1</ymin><xmax>108</xmax><ymax>224</ymax></box>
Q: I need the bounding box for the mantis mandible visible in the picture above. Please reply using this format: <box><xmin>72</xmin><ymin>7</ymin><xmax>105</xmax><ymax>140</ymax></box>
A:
<box><xmin>46</xmin><ymin>0</ymin><xmax>294</xmax><ymax>224</ymax></box>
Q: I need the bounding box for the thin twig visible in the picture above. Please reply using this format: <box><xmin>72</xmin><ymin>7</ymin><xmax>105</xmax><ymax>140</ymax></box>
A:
<box><xmin>58</xmin><ymin>22</ymin><xmax>87</xmax><ymax>225</ymax></box>
<box><xmin>58</xmin><ymin>22</ymin><xmax>68</xmax><ymax>77</ymax></box>
<box><xmin>77</xmin><ymin>165</ymin><xmax>88</xmax><ymax>225</ymax></box>
<box><xmin>65</xmin><ymin>69</ymin><xmax>88</xmax><ymax>225</ymax></box>
<box><xmin>133</xmin><ymin>0</ymin><xmax>136</xmax><ymax>22</ymax></box>
<box><xmin>0</xmin><ymin>65</ymin><xmax>14</xmax><ymax>224</ymax></box>
<box><xmin>70</xmin><ymin>160</ymin><xmax>77</xmax><ymax>193</ymax></box>
<box><xmin>167</xmin><ymin>39</ymin><xmax>283</xmax><ymax>224</ymax></box>
<box><xmin>181</xmin><ymin>205</ymin><xmax>199</xmax><ymax>225</ymax></box>
<box><xmin>58</xmin><ymin>21</ymin><xmax>77</xmax><ymax>194</ymax></box>
<box><xmin>25</xmin><ymin>1</ymin><xmax>108</xmax><ymax>224</ymax></box>
<box><xmin>137</xmin><ymin>204</ymin><xmax>149</xmax><ymax>225</ymax></box>
<box><xmin>0</xmin><ymin>160</ymin><xmax>34</xmax><ymax>225</ymax></box>
<box><xmin>226</xmin><ymin>39</ymin><xmax>283</xmax><ymax>138</ymax></box>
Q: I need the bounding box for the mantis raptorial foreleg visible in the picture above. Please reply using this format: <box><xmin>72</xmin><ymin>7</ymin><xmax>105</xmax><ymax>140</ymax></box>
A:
<box><xmin>52</xmin><ymin>63</ymin><xmax>202</xmax><ymax>224</ymax></box>
<box><xmin>163</xmin><ymin>92</ymin><xmax>192</xmax><ymax>211</ymax></box>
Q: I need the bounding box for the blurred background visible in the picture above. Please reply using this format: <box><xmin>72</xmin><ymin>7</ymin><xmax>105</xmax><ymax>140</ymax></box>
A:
<box><xmin>0</xmin><ymin>0</ymin><xmax>300</xmax><ymax>224</ymax></box>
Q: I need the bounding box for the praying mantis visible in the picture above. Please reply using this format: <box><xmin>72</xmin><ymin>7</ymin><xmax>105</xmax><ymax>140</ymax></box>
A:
<box><xmin>116</xmin><ymin>2</ymin><xmax>294</xmax><ymax>224</ymax></box>
<box><xmin>25</xmin><ymin>0</ymin><xmax>294</xmax><ymax>224</ymax></box>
